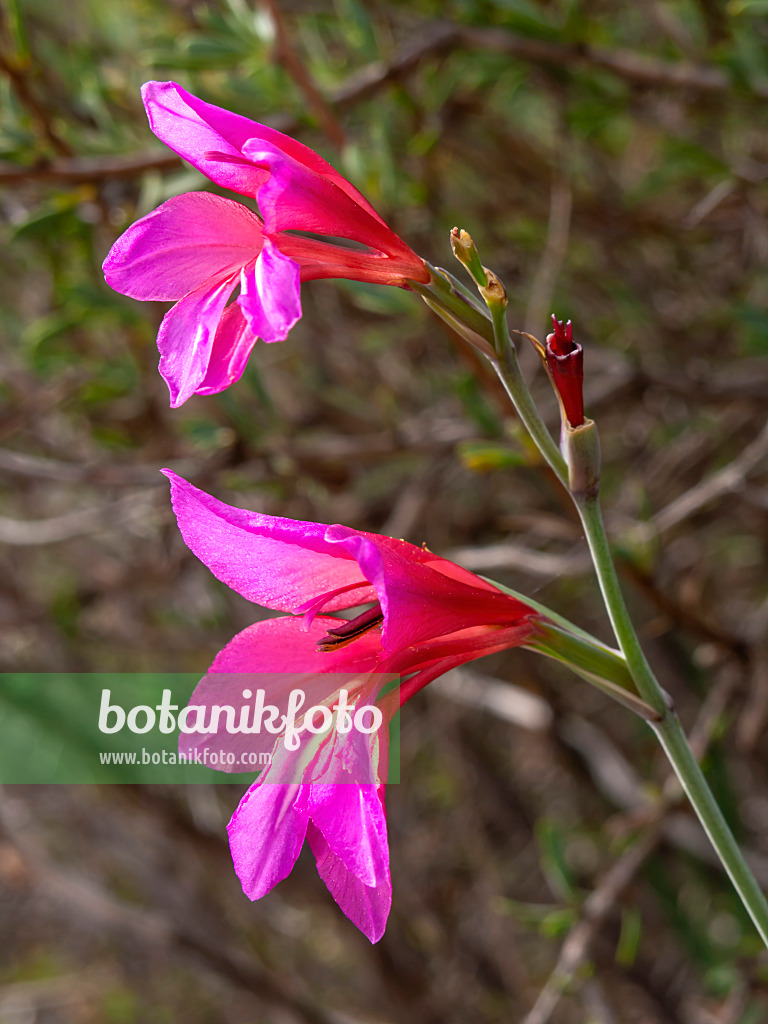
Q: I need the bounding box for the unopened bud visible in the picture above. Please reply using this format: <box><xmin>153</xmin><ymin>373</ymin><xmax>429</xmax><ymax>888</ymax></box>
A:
<box><xmin>545</xmin><ymin>314</ymin><xmax>584</xmax><ymax>428</ymax></box>
<box><xmin>479</xmin><ymin>269</ymin><xmax>507</xmax><ymax>310</ymax></box>
<box><xmin>450</xmin><ymin>227</ymin><xmax>488</xmax><ymax>288</ymax></box>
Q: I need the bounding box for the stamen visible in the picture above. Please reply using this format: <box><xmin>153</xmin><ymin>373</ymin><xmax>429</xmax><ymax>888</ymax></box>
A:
<box><xmin>317</xmin><ymin>604</ymin><xmax>384</xmax><ymax>652</ymax></box>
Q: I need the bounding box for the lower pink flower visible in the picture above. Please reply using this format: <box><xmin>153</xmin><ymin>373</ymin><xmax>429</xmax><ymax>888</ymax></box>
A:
<box><xmin>165</xmin><ymin>469</ymin><xmax>541</xmax><ymax>941</ymax></box>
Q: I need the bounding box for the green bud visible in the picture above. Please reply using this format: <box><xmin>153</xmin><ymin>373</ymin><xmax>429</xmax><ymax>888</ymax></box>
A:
<box><xmin>450</xmin><ymin>227</ymin><xmax>488</xmax><ymax>288</ymax></box>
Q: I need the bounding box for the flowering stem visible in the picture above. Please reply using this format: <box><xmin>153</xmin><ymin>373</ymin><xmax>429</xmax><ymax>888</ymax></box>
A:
<box><xmin>576</xmin><ymin>492</ymin><xmax>768</xmax><ymax>947</ymax></box>
<box><xmin>526</xmin><ymin>621</ymin><xmax>661</xmax><ymax>722</ymax></box>
<box><xmin>486</xmin><ymin>579</ymin><xmax>660</xmax><ymax>720</ymax></box>
<box><xmin>417</xmin><ymin>238</ymin><xmax>768</xmax><ymax>943</ymax></box>
<box><xmin>487</xmin><ymin>309</ymin><xmax>568</xmax><ymax>487</ymax></box>
<box><xmin>414</xmin><ymin>271</ymin><xmax>570</xmax><ymax>489</ymax></box>
<box><xmin>411</xmin><ymin>268</ymin><xmax>496</xmax><ymax>358</ymax></box>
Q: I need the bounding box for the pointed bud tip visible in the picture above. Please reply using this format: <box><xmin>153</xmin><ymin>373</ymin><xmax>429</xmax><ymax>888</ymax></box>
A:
<box><xmin>450</xmin><ymin>227</ymin><xmax>474</xmax><ymax>253</ymax></box>
<box><xmin>451</xmin><ymin>228</ymin><xmax>488</xmax><ymax>288</ymax></box>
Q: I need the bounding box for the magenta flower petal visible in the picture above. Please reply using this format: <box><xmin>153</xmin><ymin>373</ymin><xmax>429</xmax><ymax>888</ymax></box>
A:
<box><xmin>278</xmin><ymin>231</ymin><xmax>427</xmax><ymax>286</ymax></box>
<box><xmin>308</xmin><ymin>783</ymin><xmax>390</xmax><ymax>889</ymax></box>
<box><xmin>195</xmin><ymin>303</ymin><xmax>257</xmax><ymax>396</ymax></box>
<box><xmin>228</xmin><ymin>783</ymin><xmax>309</xmax><ymax>899</ymax></box>
<box><xmin>163</xmin><ymin>471</ymin><xmax>376</xmax><ymax>611</ymax></box>
<box><xmin>178</xmin><ymin>615</ymin><xmax>385</xmax><ymax>770</ymax></box>
<box><xmin>157</xmin><ymin>273</ymin><xmax>239</xmax><ymax>408</ymax></box>
<box><xmin>103</xmin><ymin>192</ymin><xmax>262</xmax><ymax>302</ymax></box>
<box><xmin>142</xmin><ymin>81</ymin><xmax>271</xmax><ymax>197</ymax></box>
<box><xmin>238</xmin><ymin>240</ymin><xmax>301</xmax><ymax>344</ymax></box>
<box><xmin>242</xmin><ymin>139</ymin><xmax>415</xmax><ymax>259</ymax></box>
<box><xmin>325</xmin><ymin>526</ymin><xmax>535</xmax><ymax>652</ymax></box>
<box><xmin>307</xmin><ymin>819</ymin><xmax>391</xmax><ymax>943</ymax></box>
<box><xmin>142</xmin><ymin>81</ymin><xmax>387</xmax><ymax>219</ymax></box>
<box><xmin>209</xmin><ymin>615</ymin><xmax>383</xmax><ymax>675</ymax></box>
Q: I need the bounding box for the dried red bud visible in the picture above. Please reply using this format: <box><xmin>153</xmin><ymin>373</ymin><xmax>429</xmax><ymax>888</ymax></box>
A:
<box><xmin>545</xmin><ymin>315</ymin><xmax>584</xmax><ymax>428</ymax></box>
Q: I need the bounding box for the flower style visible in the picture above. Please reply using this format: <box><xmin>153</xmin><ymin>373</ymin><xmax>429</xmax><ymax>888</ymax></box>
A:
<box><xmin>165</xmin><ymin>469</ymin><xmax>540</xmax><ymax>940</ymax></box>
<box><xmin>104</xmin><ymin>82</ymin><xmax>429</xmax><ymax>407</ymax></box>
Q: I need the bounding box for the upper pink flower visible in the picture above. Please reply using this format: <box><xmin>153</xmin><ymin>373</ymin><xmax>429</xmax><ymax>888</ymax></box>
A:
<box><xmin>165</xmin><ymin>470</ymin><xmax>540</xmax><ymax>941</ymax></box>
<box><xmin>103</xmin><ymin>82</ymin><xmax>429</xmax><ymax>407</ymax></box>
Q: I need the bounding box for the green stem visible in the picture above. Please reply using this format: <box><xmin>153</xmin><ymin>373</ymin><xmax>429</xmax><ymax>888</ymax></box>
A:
<box><xmin>410</xmin><ymin>249</ymin><xmax>768</xmax><ymax>944</ymax></box>
<box><xmin>574</xmin><ymin>496</ymin><xmax>664</xmax><ymax>714</ymax></box>
<box><xmin>655</xmin><ymin>712</ymin><xmax>768</xmax><ymax>945</ymax></box>
<box><xmin>487</xmin><ymin>308</ymin><xmax>568</xmax><ymax>486</ymax></box>
<box><xmin>526</xmin><ymin>621</ymin><xmax>660</xmax><ymax>722</ymax></box>
<box><xmin>413</xmin><ymin>268</ymin><xmax>568</xmax><ymax>485</ymax></box>
<box><xmin>487</xmin><ymin>576</ymin><xmax>658</xmax><ymax>718</ymax></box>
<box><xmin>576</xmin><ymin>492</ymin><xmax>768</xmax><ymax>947</ymax></box>
<box><xmin>410</xmin><ymin>268</ymin><xmax>496</xmax><ymax>357</ymax></box>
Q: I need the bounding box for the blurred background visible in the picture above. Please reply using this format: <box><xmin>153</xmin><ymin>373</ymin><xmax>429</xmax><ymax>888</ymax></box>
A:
<box><xmin>1</xmin><ymin>0</ymin><xmax>768</xmax><ymax>1020</ymax></box>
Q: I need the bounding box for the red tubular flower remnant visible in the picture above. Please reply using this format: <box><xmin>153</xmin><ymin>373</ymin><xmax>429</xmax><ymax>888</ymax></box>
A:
<box><xmin>545</xmin><ymin>315</ymin><xmax>584</xmax><ymax>428</ymax></box>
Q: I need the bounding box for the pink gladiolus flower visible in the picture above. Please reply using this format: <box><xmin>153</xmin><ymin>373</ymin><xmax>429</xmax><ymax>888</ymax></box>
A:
<box><xmin>165</xmin><ymin>469</ymin><xmax>540</xmax><ymax>941</ymax></box>
<box><xmin>103</xmin><ymin>82</ymin><xmax>430</xmax><ymax>407</ymax></box>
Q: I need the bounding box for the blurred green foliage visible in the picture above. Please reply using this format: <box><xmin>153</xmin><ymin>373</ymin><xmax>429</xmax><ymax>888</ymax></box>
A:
<box><xmin>1</xmin><ymin>0</ymin><xmax>768</xmax><ymax>1021</ymax></box>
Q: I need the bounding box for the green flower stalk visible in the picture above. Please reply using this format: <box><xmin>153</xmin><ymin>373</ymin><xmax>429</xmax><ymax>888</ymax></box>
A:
<box><xmin>418</xmin><ymin>228</ymin><xmax>768</xmax><ymax>949</ymax></box>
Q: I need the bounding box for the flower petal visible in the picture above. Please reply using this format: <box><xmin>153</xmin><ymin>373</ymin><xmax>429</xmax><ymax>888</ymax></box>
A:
<box><xmin>210</xmin><ymin>615</ymin><xmax>383</xmax><ymax>675</ymax></box>
<box><xmin>238</xmin><ymin>241</ymin><xmax>301</xmax><ymax>344</ymax></box>
<box><xmin>278</xmin><ymin>231</ymin><xmax>430</xmax><ymax>287</ymax></box>
<box><xmin>162</xmin><ymin>472</ymin><xmax>376</xmax><ymax>611</ymax></box>
<box><xmin>308</xmin><ymin>784</ymin><xmax>390</xmax><ymax>889</ymax></box>
<box><xmin>195</xmin><ymin>302</ymin><xmax>258</xmax><ymax>396</ymax></box>
<box><xmin>243</xmin><ymin>139</ymin><xmax>423</xmax><ymax>266</ymax></box>
<box><xmin>103</xmin><ymin>192</ymin><xmax>261</xmax><ymax>301</ymax></box>
<box><xmin>307</xmin><ymin>818</ymin><xmax>391</xmax><ymax>943</ymax></box>
<box><xmin>142</xmin><ymin>82</ymin><xmax>386</xmax><ymax>220</ymax></box>
<box><xmin>178</xmin><ymin>615</ymin><xmax>385</xmax><ymax>771</ymax></box>
<box><xmin>142</xmin><ymin>81</ymin><xmax>270</xmax><ymax>197</ymax></box>
<box><xmin>390</xmin><ymin>624</ymin><xmax>537</xmax><ymax>704</ymax></box>
<box><xmin>325</xmin><ymin>527</ymin><xmax>533</xmax><ymax>652</ymax></box>
<box><xmin>227</xmin><ymin>782</ymin><xmax>309</xmax><ymax>899</ymax></box>
<box><xmin>157</xmin><ymin>274</ymin><xmax>239</xmax><ymax>407</ymax></box>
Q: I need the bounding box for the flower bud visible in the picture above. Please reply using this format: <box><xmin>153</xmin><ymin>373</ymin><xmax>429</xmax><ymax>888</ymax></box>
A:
<box><xmin>545</xmin><ymin>315</ymin><xmax>584</xmax><ymax>428</ymax></box>
<box><xmin>450</xmin><ymin>227</ymin><xmax>488</xmax><ymax>287</ymax></box>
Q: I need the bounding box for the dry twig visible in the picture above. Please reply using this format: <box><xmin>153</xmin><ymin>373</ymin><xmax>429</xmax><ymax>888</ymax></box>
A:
<box><xmin>0</xmin><ymin>789</ymin><xmax>348</xmax><ymax>1024</ymax></box>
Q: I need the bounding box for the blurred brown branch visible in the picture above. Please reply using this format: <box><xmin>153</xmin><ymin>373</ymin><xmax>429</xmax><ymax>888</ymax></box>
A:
<box><xmin>260</xmin><ymin>0</ymin><xmax>346</xmax><ymax>150</ymax></box>
<box><xmin>0</xmin><ymin>48</ymin><xmax>73</xmax><ymax>158</ymax></box>
<box><xmin>647</xmin><ymin>419</ymin><xmax>768</xmax><ymax>537</ymax></box>
<box><xmin>0</xmin><ymin>789</ymin><xmax>347</xmax><ymax>1024</ymax></box>
<box><xmin>0</xmin><ymin>491</ymin><xmax>157</xmax><ymax>545</ymax></box>
<box><xmin>0</xmin><ymin>150</ymin><xmax>182</xmax><ymax>185</ymax></box>
<box><xmin>521</xmin><ymin>826</ymin><xmax>662</xmax><ymax>1024</ymax></box>
<box><xmin>2</xmin><ymin>18</ymin><xmax>764</xmax><ymax>189</ymax></box>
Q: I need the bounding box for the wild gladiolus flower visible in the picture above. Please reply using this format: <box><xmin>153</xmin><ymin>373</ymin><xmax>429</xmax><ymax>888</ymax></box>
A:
<box><xmin>165</xmin><ymin>469</ymin><xmax>540</xmax><ymax>941</ymax></box>
<box><xmin>103</xmin><ymin>81</ymin><xmax>429</xmax><ymax>407</ymax></box>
